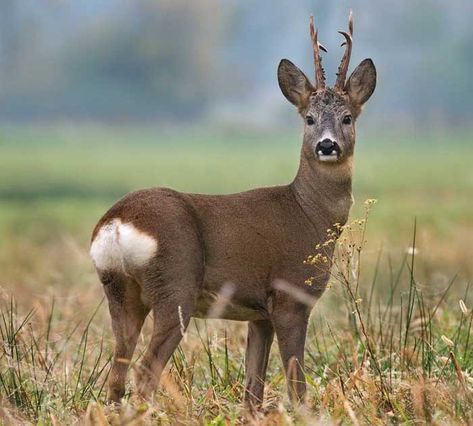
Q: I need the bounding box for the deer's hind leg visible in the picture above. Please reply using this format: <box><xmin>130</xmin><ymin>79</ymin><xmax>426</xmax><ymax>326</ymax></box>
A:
<box><xmin>135</xmin><ymin>255</ymin><xmax>202</xmax><ymax>398</ymax></box>
<box><xmin>101</xmin><ymin>271</ymin><xmax>150</xmax><ymax>403</ymax></box>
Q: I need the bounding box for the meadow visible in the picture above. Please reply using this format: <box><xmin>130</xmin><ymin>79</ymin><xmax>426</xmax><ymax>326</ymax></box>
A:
<box><xmin>0</xmin><ymin>125</ymin><xmax>472</xmax><ymax>424</ymax></box>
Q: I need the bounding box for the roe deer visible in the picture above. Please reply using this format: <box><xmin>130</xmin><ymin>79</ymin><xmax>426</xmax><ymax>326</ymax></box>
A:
<box><xmin>90</xmin><ymin>12</ymin><xmax>376</xmax><ymax>408</ymax></box>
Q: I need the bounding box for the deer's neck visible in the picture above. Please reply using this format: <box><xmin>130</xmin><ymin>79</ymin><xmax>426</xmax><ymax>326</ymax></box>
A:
<box><xmin>290</xmin><ymin>148</ymin><xmax>354</xmax><ymax>232</ymax></box>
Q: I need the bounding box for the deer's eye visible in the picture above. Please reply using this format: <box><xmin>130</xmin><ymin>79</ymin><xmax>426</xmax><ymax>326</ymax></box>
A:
<box><xmin>306</xmin><ymin>116</ymin><xmax>315</xmax><ymax>126</ymax></box>
<box><xmin>342</xmin><ymin>115</ymin><xmax>352</xmax><ymax>125</ymax></box>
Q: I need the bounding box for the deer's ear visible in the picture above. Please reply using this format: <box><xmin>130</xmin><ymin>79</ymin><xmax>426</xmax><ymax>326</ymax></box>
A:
<box><xmin>278</xmin><ymin>59</ymin><xmax>314</xmax><ymax>112</ymax></box>
<box><xmin>345</xmin><ymin>59</ymin><xmax>376</xmax><ymax>112</ymax></box>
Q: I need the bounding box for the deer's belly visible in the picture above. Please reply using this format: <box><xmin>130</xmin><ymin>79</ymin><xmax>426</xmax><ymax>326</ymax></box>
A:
<box><xmin>193</xmin><ymin>295</ymin><xmax>267</xmax><ymax>321</ymax></box>
<box><xmin>193</xmin><ymin>265</ymin><xmax>270</xmax><ymax>321</ymax></box>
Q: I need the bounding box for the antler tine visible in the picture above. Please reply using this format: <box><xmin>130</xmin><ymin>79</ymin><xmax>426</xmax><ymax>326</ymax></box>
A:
<box><xmin>309</xmin><ymin>15</ymin><xmax>326</xmax><ymax>91</ymax></box>
<box><xmin>334</xmin><ymin>10</ymin><xmax>353</xmax><ymax>91</ymax></box>
<box><xmin>348</xmin><ymin>9</ymin><xmax>353</xmax><ymax>36</ymax></box>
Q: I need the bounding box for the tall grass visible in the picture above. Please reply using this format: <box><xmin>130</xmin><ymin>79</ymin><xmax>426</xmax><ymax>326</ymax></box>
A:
<box><xmin>0</xmin><ymin>203</ymin><xmax>471</xmax><ymax>424</ymax></box>
<box><xmin>304</xmin><ymin>201</ymin><xmax>472</xmax><ymax>423</ymax></box>
<box><xmin>0</xmin><ymin>298</ymin><xmax>110</xmax><ymax>422</ymax></box>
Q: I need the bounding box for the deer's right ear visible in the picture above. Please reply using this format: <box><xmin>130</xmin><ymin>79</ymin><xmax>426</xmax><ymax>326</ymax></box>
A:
<box><xmin>345</xmin><ymin>58</ymin><xmax>377</xmax><ymax>113</ymax></box>
<box><xmin>278</xmin><ymin>59</ymin><xmax>314</xmax><ymax>112</ymax></box>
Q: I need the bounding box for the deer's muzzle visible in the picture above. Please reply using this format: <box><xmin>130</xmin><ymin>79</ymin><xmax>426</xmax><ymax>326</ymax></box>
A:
<box><xmin>315</xmin><ymin>139</ymin><xmax>341</xmax><ymax>162</ymax></box>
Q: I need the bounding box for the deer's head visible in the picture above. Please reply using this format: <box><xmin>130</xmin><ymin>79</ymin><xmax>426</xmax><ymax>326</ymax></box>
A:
<box><xmin>278</xmin><ymin>12</ymin><xmax>376</xmax><ymax>165</ymax></box>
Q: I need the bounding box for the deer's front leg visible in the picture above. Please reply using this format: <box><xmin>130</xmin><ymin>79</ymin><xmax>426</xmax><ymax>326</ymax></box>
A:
<box><xmin>244</xmin><ymin>320</ymin><xmax>274</xmax><ymax>410</ymax></box>
<box><xmin>272</xmin><ymin>309</ymin><xmax>308</xmax><ymax>404</ymax></box>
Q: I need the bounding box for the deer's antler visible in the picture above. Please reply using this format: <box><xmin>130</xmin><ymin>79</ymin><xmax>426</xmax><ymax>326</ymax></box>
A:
<box><xmin>334</xmin><ymin>10</ymin><xmax>353</xmax><ymax>92</ymax></box>
<box><xmin>309</xmin><ymin>15</ymin><xmax>327</xmax><ymax>91</ymax></box>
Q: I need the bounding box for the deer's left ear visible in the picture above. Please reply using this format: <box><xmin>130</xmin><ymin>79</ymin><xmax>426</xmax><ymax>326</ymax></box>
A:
<box><xmin>278</xmin><ymin>59</ymin><xmax>314</xmax><ymax>112</ymax></box>
<box><xmin>345</xmin><ymin>58</ymin><xmax>376</xmax><ymax>113</ymax></box>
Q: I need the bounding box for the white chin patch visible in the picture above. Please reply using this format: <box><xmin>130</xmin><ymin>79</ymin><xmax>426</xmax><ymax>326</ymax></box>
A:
<box><xmin>317</xmin><ymin>150</ymin><xmax>339</xmax><ymax>162</ymax></box>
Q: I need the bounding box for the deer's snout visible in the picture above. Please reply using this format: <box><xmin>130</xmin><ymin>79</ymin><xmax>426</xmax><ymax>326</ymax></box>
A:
<box><xmin>318</xmin><ymin>138</ymin><xmax>337</xmax><ymax>155</ymax></box>
<box><xmin>314</xmin><ymin>138</ymin><xmax>341</xmax><ymax>162</ymax></box>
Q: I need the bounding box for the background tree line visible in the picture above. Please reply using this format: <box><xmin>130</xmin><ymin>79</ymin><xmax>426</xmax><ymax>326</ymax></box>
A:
<box><xmin>0</xmin><ymin>0</ymin><xmax>471</xmax><ymax>127</ymax></box>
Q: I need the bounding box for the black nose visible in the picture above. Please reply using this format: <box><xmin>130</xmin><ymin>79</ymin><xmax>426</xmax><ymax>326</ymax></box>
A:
<box><xmin>319</xmin><ymin>138</ymin><xmax>336</xmax><ymax>155</ymax></box>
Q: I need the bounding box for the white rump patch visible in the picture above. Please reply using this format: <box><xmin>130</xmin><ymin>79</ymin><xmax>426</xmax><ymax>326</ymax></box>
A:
<box><xmin>90</xmin><ymin>219</ymin><xmax>158</xmax><ymax>273</ymax></box>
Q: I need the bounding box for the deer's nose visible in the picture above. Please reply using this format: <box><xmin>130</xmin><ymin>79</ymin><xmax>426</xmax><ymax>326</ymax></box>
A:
<box><xmin>318</xmin><ymin>138</ymin><xmax>336</xmax><ymax>155</ymax></box>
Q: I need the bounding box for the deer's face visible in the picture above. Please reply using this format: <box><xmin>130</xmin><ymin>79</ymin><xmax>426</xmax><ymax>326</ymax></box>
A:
<box><xmin>278</xmin><ymin>58</ymin><xmax>376</xmax><ymax>166</ymax></box>
<box><xmin>303</xmin><ymin>89</ymin><xmax>356</xmax><ymax>163</ymax></box>
<box><xmin>278</xmin><ymin>36</ymin><xmax>376</xmax><ymax>165</ymax></box>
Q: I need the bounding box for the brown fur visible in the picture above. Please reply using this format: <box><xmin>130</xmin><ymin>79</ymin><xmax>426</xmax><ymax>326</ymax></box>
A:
<box><xmin>91</xmin><ymin>39</ymin><xmax>376</xmax><ymax>409</ymax></box>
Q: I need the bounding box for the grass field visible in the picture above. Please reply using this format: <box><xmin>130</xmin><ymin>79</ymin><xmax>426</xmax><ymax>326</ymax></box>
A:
<box><xmin>0</xmin><ymin>125</ymin><xmax>472</xmax><ymax>424</ymax></box>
